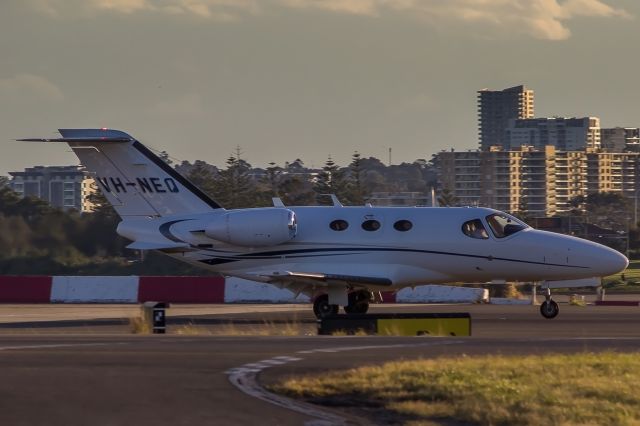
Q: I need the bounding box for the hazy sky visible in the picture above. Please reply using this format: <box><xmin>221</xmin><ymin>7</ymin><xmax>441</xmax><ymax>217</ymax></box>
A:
<box><xmin>1</xmin><ymin>0</ymin><xmax>638</xmax><ymax>175</ymax></box>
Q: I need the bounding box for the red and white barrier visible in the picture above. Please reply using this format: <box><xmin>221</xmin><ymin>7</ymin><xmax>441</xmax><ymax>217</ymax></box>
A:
<box><xmin>0</xmin><ymin>275</ymin><xmax>487</xmax><ymax>304</ymax></box>
<box><xmin>224</xmin><ymin>278</ymin><xmax>310</xmax><ymax>303</ymax></box>
<box><xmin>396</xmin><ymin>285</ymin><xmax>488</xmax><ymax>303</ymax></box>
<box><xmin>51</xmin><ymin>276</ymin><xmax>139</xmax><ymax>303</ymax></box>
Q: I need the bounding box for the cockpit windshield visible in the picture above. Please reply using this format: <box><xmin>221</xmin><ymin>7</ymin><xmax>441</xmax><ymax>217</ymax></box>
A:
<box><xmin>485</xmin><ymin>213</ymin><xmax>528</xmax><ymax>238</ymax></box>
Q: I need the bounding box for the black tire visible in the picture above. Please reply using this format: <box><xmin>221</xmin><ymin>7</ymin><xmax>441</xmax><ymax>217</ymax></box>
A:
<box><xmin>313</xmin><ymin>294</ymin><xmax>338</xmax><ymax>318</ymax></box>
<box><xmin>355</xmin><ymin>302</ymin><xmax>369</xmax><ymax>314</ymax></box>
<box><xmin>540</xmin><ymin>299</ymin><xmax>559</xmax><ymax>319</ymax></box>
<box><xmin>344</xmin><ymin>301</ymin><xmax>369</xmax><ymax>314</ymax></box>
<box><xmin>344</xmin><ymin>291</ymin><xmax>371</xmax><ymax>315</ymax></box>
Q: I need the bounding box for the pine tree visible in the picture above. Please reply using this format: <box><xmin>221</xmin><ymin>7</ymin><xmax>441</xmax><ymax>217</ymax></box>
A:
<box><xmin>313</xmin><ymin>156</ymin><xmax>350</xmax><ymax>205</ymax></box>
<box><xmin>347</xmin><ymin>151</ymin><xmax>367</xmax><ymax>205</ymax></box>
<box><xmin>437</xmin><ymin>187</ymin><xmax>458</xmax><ymax>207</ymax></box>
<box><xmin>262</xmin><ymin>162</ymin><xmax>283</xmax><ymax>198</ymax></box>
<box><xmin>212</xmin><ymin>147</ymin><xmax>256</xmax><ymax>209</ymax></box>
<box><xmin>513</xmin><ymin>198</ymin><xmax>530</xmax><ymax>223</ymax></box>
<box><xmin>158</xmin><ymin>151</ymin><xmax>173</xmax><ymax>165</ymax></box>
<box><xmin>187</xmin><ymin>161</ymin><xmax>217</xmax><ymax>199</ymax></box>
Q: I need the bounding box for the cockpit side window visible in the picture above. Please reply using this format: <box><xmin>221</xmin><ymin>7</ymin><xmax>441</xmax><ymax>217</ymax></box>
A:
<box><xmin>485</xmin><ymin>213</ymin><xmax>528</xmax><ymax>238</ymax></box>
<box><xmin>462</xmin><ymin>219</ymin><xmax>489</xmax><ymax>239</ymax></box>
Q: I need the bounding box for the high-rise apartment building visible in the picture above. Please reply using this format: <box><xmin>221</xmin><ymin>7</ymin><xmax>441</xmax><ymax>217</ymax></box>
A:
<box><xmin>436</xmin><ymin>147</ymin><xmax>640</xmax><ymax>216</ymax></box>
<box><xmin>437</xmin><ymin>146</ymin><xmax>555</xmax><ymax>216</ymax></box>
<box><xmin>8</xmin><ymin>166</ymin><xmax>96</xmax><ymax>212</ymax></box>
<box><xmin>601</xmin><ymin>127</ymin><xmax>640</xmax><ymax>152</ymax></box>
<box><xmin>478</xmin><ymin>85</ymin><xmax>534</xmax><ymax>150</ymax></box>
<box><xmin>505</xmin><ymin>117</ymin><xmax>601</xmax><ymax>151</ymax></box>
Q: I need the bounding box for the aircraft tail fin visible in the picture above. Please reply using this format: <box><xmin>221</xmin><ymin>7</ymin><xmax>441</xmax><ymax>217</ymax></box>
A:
<box><xmin>19</xmin><ymin>129</ymin><xmax>222</xmax><ymax>218</ymax></box>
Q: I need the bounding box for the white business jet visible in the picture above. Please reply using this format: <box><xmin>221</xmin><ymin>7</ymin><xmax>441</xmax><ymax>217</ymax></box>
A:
<box><xmin>20</xmin><ymin>129</ymin><xmax>629</xmax><ymax>319</ymax></box>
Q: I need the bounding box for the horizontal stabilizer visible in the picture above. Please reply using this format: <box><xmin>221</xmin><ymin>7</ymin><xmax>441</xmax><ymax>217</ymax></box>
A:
<box><xmin>17</xmin><ymin>137</ymin><xmax>131</xmax><ymax>143</ymax></box>
<box><xmin>18</xmin><ymin>128</ymin><xmax>133</xmax><ymax>144</ymax></box>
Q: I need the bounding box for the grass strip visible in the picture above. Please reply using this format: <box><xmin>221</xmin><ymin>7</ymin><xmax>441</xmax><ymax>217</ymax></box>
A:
<box><xmin>273</xmin><ymin>352</ymin><xmax>640</xmax><ymax>425</ymax></box>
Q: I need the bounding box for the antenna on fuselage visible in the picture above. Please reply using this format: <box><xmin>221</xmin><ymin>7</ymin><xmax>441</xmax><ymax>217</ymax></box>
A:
<box><xmin>272</xmin><ymin>197</ymin><xmax>285</xmax><ymax>207</ymax></box>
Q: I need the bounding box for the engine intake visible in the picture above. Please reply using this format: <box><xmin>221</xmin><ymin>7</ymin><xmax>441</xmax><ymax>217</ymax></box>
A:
<box><xmin>204</xmin><ymin>208</ymin><xmax>297</xmax><ymax>247</ymax></box>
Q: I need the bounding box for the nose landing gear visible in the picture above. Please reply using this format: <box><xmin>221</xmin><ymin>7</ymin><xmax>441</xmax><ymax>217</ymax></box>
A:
<box><xmin>540</xmin><ymin>287</ymin><xmax>559</xmax><ymax>319</ymax></box>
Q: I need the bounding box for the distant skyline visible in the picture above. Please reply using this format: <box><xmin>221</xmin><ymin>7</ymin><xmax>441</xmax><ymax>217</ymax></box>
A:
<box><xmin>1</xmin><ymin>1</ymin><xmax>639</xmax><ymax>175</ymax></box>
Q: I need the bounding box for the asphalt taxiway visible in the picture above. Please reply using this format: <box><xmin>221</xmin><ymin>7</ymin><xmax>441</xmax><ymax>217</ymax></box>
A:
<box><xmin>1</xmin><ymin>302</ymin><xmax>640</xmax><ymax>425</ymax></box>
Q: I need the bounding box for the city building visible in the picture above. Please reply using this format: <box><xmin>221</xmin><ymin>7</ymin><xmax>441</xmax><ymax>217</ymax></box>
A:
<box><xmin>601</xmin><ymin>127</ymin><xmax>640</xmax><ymax>152</ymax></box>
<box><xmin>478</xmin><ymin>85</ymin><xmax>534</xmax><ymax>150</ymax></box>
<box><xmin>504</xmin><ymin>117</ymin><xmax>601</xmax><ymax>151</ymax></box>
<box><xmin>8</xmin><ymin>166</ymin><xmax>96</xmax><ymax>212</ymax></box>
<box><xmin>436</xmin><ymin>146</ymin><xmax>640</xmax><ymax>217</ymax></box>
<box><xmin>366</xmin><ymin>192</ymin><xmax>433</xmax><ymax>207</ymax></box>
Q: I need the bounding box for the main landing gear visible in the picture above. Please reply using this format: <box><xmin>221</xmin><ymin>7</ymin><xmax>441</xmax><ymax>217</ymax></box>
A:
<box><xmin>343</xmin><ymin>290</ymin><xmax>370</xmax><ymax>315</ymax></box>
<box><xmin>313</xmin><ymin>294</ymin><xmax>339</xmax><ymax>318</ymax></box>
<box><xmin>540</xmin><ymin>287</ymin><xmax>559</xmax><ymax>319</ymax></box>
<box><xmin>313</xmin><ymin>290</ymin><xmax>372</xmax><ymax>319</ymax></box>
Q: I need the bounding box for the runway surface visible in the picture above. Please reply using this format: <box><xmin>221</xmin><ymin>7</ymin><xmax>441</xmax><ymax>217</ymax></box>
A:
<box><xmin>1</xmin><ymin>301</ymin><xmax>640</xmax><ymax>425</ymax></box>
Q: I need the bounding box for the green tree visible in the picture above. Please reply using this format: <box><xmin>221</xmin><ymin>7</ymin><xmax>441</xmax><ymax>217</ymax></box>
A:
<box><xmin>584</xmin><ymin>192</ymin><xmax>632</xmax><ymax>231</ymax></box>
<box><xmin>158</xmin><ymin>150</ymin><xmax>173</xmax><ymax>165</ymax></box>
<box><xmin>261</xmin><ymin>162</ymin><xmax>284</xmax><ymax>198</ymax></box>
<box><xmin>187</xmin><ymin>161</ymin><xmax>217</xmax><ymax>199</ymax></box>
<box><xmin>347</xmin><ymin>151</ymin><xmax>367</xmax><ymax>205</ymax></box>
<box><xmin>213</xmin><ymin>148</ymin><xmax>260</xmax><ymax>208</ymax></box>
<box><xmin>513</xmin><ymin>198</ymin><xmax>531</xmax><ymax>223</ymax></box>
<box><xmin>314</xmin><ymin>156</ymin><xmax>350</xmax><ymax>205</ymax></box>
<box><xmin>437</xmin><ymin>187</ymin><xmax>458</xmax><ymax>207</ymax></box>
<box><xmin>279</xmin><ymin>175</ymin><xmax>316</xmax><ymax>206</ymax></box>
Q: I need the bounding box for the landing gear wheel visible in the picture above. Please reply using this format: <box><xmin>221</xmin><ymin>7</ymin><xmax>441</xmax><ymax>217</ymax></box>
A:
<box><xmin>344</xmin><ymin>301</ymin><xmax>369</xmax><ymax>314</ymax></box>
<box><xmin>313</xmin><ymin>294</ymin><xmax>339</xmax><ymax>319</ymax></box>
<box><xmin>540</xmin><ymin>299</ymin><xmax>559</xmax><ymax>319</ymax></box>
<box><xmin>344</xmin><ymin>290</ymin><xmax>371</xmax><ymax>315</ymax></box>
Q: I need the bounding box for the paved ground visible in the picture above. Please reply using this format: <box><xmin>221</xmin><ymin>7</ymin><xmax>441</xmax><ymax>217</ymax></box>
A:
<box><xmin>1</xmin><ymin>301</ymin><xmax>640</xmax><ymax>425</ymax></box>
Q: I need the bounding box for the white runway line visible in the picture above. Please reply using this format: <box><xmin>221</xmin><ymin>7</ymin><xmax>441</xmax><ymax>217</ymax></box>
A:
<box><xmin>297</xmin><ymin>340</ymin><xmax>463</xmax><ymax>354</ymax></box>
<box><xmin>226</xmin><ymin>340</ymin><xmax>464</xmax><ymax>425</ymax></box>
<box><xmin>0</xmin><ymin>343</ymin><xmax>115</xmax><ymax>351</ymax></box>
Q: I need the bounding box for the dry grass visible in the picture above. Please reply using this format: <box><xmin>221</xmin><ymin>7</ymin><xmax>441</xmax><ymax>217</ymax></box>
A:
<box><xmin>273</xmin><ymin>352</ymin><xmax>640</xmax><ymax>425</ymax></box>
<box><xmin>330</xmin><ymin>328</ymin><xmax>371</xmax><ymax>336</ymax></box>
<box><xmin>569</xmin><ymin>295</ymin><xmax>587</xmax><ymax>307</ymax></box>
<box><xmin>174</xmin><ymin>322</ymin><xmax>212</xmax><ymax>335</ymax></box>
<box><xmin>128</xmin><ymin>316</ymin><xmax>151</xmax><ymax>334</ymax></box>
<box><xmin>173</xmin><ymin>320</ymin><xmax>313</xmax><ymax>336</ymax></box>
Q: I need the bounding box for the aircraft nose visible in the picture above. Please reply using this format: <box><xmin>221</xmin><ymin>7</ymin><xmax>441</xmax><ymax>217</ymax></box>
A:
<box><xmin>594</xmin><ymin>246</ymin><xmax>629</xmax><ymax>277</ymax></box>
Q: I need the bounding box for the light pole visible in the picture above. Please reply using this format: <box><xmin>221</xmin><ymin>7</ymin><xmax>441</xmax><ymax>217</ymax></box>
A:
<box><xmin>633</xmin><ymin>188</ymin><xmax>637</xmax><ymax>228</ymax></box>
<box><xmin>626</xmin><ymin>217</ymin><xmax>631</xmax><ymax>259</ymax></box>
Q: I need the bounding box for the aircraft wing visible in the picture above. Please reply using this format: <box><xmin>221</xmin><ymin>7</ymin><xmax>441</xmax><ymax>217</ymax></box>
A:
<box><xmin>231</xmin><ymin>271</ymin><xmax>393</xmax><ymax>287</ymax></box>
<box><xmin>126</xmin><ymin>241</ymin><xmax>194</xmax><ymax>253</ymax></box>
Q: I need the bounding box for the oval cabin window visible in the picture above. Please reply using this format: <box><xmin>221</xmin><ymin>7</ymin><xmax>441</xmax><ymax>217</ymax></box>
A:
<box><xmin>461</xmin><ymin>219</ymin><xmax>489</xmax><ymax>239</ymax></box>
<box><xmin>361</xmin><ymin>219</ymin><xmax>381</xmax><ymax>232</ymax></box>
<box><xmin>393</xmin><ymin>220</ymin><xmax>413</xmax><ymax>232</ymax></box>
<box><xmin>329</xmin><ymin>220</ymin><xmax>349</xmax><ymax>231</ymax></box>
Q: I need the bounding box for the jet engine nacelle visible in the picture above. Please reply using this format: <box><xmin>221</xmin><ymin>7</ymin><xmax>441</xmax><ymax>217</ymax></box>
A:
<box><xmin>204</xmin><ymin>209</ymin><xmax>297</xmax><ymax>247</ymax></box>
